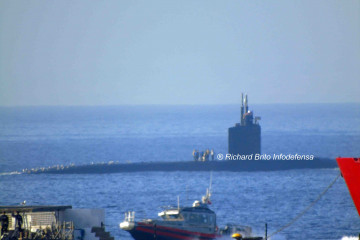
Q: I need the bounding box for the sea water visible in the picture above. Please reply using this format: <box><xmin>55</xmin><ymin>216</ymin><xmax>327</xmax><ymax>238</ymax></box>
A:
<box><xmin>0</xmin><ymin>104</ymin><xmax>359</xmax><ymax>239</ymax></box>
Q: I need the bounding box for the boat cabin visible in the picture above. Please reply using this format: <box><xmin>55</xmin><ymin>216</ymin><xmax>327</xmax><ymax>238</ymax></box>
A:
<box><xmin>158</xmin><ymin>205</ymin><xmax>216</xmax><ymax>227</ymax></box>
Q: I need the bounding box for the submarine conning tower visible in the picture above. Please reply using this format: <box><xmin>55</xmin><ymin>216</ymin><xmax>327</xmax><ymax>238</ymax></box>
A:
<box><xmin>228</xmin><ymin>93</ymin><xmax>261</xmax><ymax>156</ymax></box>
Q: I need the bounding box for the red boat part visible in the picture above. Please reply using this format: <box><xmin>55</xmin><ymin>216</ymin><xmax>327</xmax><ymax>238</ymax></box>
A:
<box><xmin>336</xmin><ymin>157</ymin><xmax>360</xmax><ymax>216</ymax></box>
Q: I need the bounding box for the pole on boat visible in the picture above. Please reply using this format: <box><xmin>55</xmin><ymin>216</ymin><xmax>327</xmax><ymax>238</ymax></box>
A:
<box><xmin>265</xmin><ymin>223</ymin><xmax>267</xmax><ymax>240</ymax></box>
<box><xmin>245</xmin><ymin>94</ymin><xmax>249</xmax><ymax>113</ymax></box>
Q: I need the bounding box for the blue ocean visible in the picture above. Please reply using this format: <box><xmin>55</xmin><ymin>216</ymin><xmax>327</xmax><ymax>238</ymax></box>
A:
<box><xmin>0</xmin><ymin>104</ymin><xmax>360</xmax><ymax>239</ymax></box>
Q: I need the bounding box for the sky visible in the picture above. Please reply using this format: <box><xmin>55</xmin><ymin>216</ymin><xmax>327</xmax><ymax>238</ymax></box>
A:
<box><xmin>0</xmin><ymin>0</ymin><xmax>359</xmax><ymax>106</ymax></box>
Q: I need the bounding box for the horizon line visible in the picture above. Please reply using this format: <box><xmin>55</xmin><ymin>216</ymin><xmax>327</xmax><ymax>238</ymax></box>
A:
<box><xmin>0</xmin><ymin>102</ymin><xmax>359</xmax><ymax>108</ymax></box>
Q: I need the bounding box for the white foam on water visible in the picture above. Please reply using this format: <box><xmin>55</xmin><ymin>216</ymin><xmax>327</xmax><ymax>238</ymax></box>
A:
<box><xmin>0</xmin><ymin>171</ymin><xmax>21</xmax><ymax>176</ymax></box>
<box><xmin>341</xmin><ymin>236</ymin><xmax>358</xmax><ymax>240</ymax></box>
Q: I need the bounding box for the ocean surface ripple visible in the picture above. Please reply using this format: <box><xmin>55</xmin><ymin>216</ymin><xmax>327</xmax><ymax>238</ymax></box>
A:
<box><xmin>0</xmin><ymin>104</ymin><xmax>359</xmax><ymax>239</ymax></box>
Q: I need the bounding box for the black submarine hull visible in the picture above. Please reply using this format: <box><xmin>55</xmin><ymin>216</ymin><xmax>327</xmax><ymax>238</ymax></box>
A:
<box><xmin>25</xmin><ymin>158</ymin><xmax>337</xmax><ymax>174</ymax></box>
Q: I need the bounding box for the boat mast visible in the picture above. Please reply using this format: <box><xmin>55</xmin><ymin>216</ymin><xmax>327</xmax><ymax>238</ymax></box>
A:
<box><xmin>177</xmin><ymin>196</ymin><xmax>180</xmax><ymax>210</ymax></box>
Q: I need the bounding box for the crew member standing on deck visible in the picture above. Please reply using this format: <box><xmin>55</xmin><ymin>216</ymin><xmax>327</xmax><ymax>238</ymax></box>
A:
<box><xmin>210</xmin><ymin>149</ymin><xmax>214</xmax><ymax>161</ymax></box>
<box><xmin>195</xmin><ymin>150</ymin><xmax>199</xmax><ymax>161</ymax></box>
<box><xmin>205</xmin><ymin>149</ymin><xmax>210</xmax><ymax>161</ymax></box>
<box><xmin>12</xmin><ymin>212</ymin><xmax>23</xmax><ymax>233</ymax></box>
<box><xmin>0</xmin><ymin>212</ymin><xmax>9</xmax><ymax>236</ymax></box>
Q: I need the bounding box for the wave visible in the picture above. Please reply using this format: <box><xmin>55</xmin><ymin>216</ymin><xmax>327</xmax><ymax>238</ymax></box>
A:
<box><xmin>341</xmin><ymin>237</ymin><xmax>358</xmax><ymax>240</ymax></box>
<box><xmin>0</xmin><ymin>171</ymin><xmax>21</xmax><ymax>176</ymax></box>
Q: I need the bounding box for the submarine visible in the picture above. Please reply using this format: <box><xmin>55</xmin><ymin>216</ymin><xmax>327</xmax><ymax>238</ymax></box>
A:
<box><xmin>22</xmin><ymin>94</ymin><xmax>337</xmax><ymax>174</ymax></box>
<box><xmin>23</xmin><ymin>157</ymin><xmax>337</xmax><ymax>174</ymax></box>
<box><xmin>228</xmin><ymin>93</ymin><xmax>261</xmax><ymax>156</ymax></box>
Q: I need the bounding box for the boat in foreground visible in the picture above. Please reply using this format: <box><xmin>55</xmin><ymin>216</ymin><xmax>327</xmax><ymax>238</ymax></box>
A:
<box><xmin>119</xmin><ymin>188</ymin><xmax>263</xmax><ymax>240</ymax></box>
<box><xmin>336</xmin><ymin>157</ymin><xmax>360</xmax><ymax>238</ymax></box>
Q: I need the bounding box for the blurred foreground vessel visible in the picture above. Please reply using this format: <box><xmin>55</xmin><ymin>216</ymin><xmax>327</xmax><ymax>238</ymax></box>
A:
<box><xmin>0</xmin><ymin>205</ymin><xmax>113</xmax><ymax>240</ymax></box>
<box><xmin>336</xmin><ymin>157</ymin><xmax>360</xmax><ymax>237</ymax></box>
<box><xmin>119</xmin><ymin>188</ymin><xmax>263</xmax><ymax>240</ymax></box>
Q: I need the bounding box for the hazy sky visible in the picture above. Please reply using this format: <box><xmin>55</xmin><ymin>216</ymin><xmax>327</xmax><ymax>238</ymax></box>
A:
<box><xmin>0</xmin><ymin>0</ymin><xmax>359</xmax><ymax>106</ymax></box>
